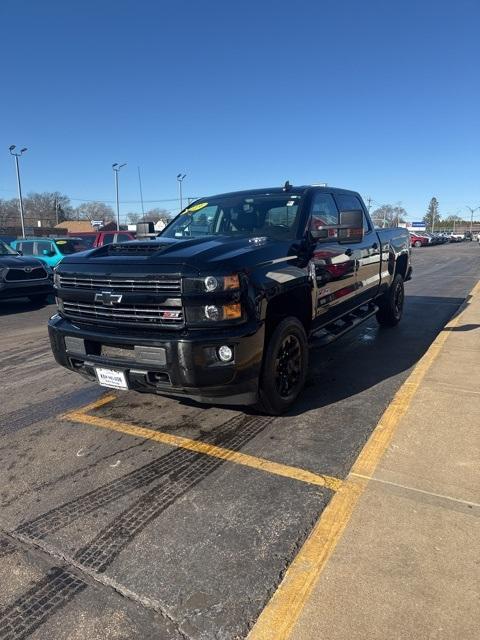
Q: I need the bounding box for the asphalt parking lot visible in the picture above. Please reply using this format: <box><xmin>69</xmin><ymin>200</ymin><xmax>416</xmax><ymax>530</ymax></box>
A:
<box><xmin>0</xmin><ymin>242</ymin><xmax>478</xmax><ymax>640</ymax></box>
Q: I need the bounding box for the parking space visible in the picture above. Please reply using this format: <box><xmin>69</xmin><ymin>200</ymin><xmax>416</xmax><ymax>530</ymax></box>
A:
<box><xmin>0</xmin><ymin>242</ymin><xmax>478</xmax><ymax>640</ymax></box>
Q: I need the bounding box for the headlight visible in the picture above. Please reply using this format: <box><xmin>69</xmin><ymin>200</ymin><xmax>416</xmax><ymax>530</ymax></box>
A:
<box><xmin>186</xmin><ymin>303</ymin><xmax>242</xmax><ymax>324</ymax></box>
<box><xmin>183</xmin><ymin>274</ymin><xmax>240</xmax><ymax>293</ymax></box>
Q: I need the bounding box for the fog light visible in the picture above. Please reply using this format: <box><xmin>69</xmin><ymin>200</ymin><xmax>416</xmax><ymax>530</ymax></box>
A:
<box><xmin>218</xmin><ymin>345</ymin><xmax>233</xmax><ymax>362</ymax></box>
<box><xmin>205</xmin><ymin>305</ymin><xmax>220</xmax><ymax>321</ymax></box>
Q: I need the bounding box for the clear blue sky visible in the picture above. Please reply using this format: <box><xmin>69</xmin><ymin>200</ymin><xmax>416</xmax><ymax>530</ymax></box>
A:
<box><xmin>1</xmin><ymin>0</ymin><xmax>478</xmax><ymax>222</ymax></box>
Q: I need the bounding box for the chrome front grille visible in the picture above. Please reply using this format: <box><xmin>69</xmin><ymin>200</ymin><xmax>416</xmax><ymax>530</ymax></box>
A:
<box><xmin>61</xmin><ymin>300</ymin><xmax>184</xmax><ymax>327</ymax></box>
<box><xmin>58</xmin><ymin>274</ymin><xmax>181</xmax><ymax>294</ymax></box>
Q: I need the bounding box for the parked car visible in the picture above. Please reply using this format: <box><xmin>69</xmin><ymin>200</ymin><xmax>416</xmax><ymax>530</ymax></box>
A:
<box><xmin>67</xmin><ymin>230</ymin><xmax>135</xmax><ymax>249</ymax></box>
<box><xmin>0</xmin><ymin>239</ymin><xmax>53</xmax><ymax>304</ymax></box>
<box><xmin>49</xmin><ymin>184</ymin><xmax>411</xmax><ymax>415</ymax></box>
<box><xmin>10</xmin><ymin>237</ymin><xmax>85</xmax><ymax>268</ymax></box>
<box><xmin>409</xmin><ymin>232</ymin><xmax>429</xmax><ymax>247</ymax></box>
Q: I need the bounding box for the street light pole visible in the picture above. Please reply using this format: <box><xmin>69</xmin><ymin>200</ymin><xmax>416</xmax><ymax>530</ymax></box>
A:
<box><xmin>177</xmin><ymin>173</ymin><xmax>186</xmax><ymax>212</ymax></box>
<box><xmin>112</xmin><ymin>163</ymin><xmax>127</xmax><ymax>230</ymax></box>
<box><xmin>9</xmin><ymin>145</ymin><xmax>27</xmax><ymax>238</ymax></box>
<box><xmin>466</xmin><ymin>206</ymin><xmax>479</xmax><ymax>236</ymax></box>
<box><xmin>137</xmin><ymin>166</ymin><xmax>145</xmax><ymax>218</ymax></box>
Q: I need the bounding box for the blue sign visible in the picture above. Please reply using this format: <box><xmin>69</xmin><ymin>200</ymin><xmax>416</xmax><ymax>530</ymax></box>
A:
<box><xmin>411</xmin><ymin>221</ymin><xmax>425</xmax><ymax>228</ymax></box>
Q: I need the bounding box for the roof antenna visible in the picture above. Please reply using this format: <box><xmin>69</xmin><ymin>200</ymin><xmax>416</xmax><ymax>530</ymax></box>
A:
<box><xmin>283</xmin><ymin>180</ymin><xmax>292</xmax><ymax>192</ymax></box>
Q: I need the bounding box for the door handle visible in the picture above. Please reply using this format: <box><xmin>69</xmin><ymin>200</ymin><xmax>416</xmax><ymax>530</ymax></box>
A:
<box><xmin>345</xmin><ymin>248</ymin><xmax>353</xmax><ymax>256</ymax></box>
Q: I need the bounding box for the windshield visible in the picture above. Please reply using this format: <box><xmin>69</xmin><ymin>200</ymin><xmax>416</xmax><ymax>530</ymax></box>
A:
<box><xmin>0</xmin><ymin>240</ymin><xmax>17</xmax><ymax>256</ymax></box>
<box><xmin>55</xmin><ymin>239</ymin><xmax>84</xmax><ymax>255</ymax></box>
<box><xmin>161</xmin><ymin>194</ymin><xmax>303</xmax><ymax>241</ymax></box>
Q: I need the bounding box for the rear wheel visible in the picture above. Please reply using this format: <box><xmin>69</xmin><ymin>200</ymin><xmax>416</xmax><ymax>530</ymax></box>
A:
<box><xmin>376</xmin><ymin>274</ymin><xmax>404</xmax><ymax>327</ymax></box>
<box><xmin>257</xmin><ymin>317</ymin><xmax>308</xmax><ymax>415</ymax></box>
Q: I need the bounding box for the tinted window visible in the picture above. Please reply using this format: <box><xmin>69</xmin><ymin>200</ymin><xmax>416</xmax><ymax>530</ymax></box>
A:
<box><xmin>162</xmin><ymin>194</ymin><xmax>303</xmax><ymax>240</ymax></box>
<box><xmin>309</xmin><ymin>192</ymin><xmax>339</xmax><ymax>226</ymax></box>
<box><xmin>20</xmin><ymin>242</ymin><xmax>34</xmax><ymax>255</ymax></box>
<box><xmin>0</xmin><ymin>240</ymin><xmax>16</xmax><ymax>256</ymax></box>
<box><xmin>36</xmin><ymin>241</ymin><xmax>54</xmax><ymax>255</ymax></box>
<box><xmin>102</xmin><ymin>233</ymin><xmax>116</xmax><ymax>245</ymax></box>
<box><xmin>115</xmin><ymin>233</ymin><xmax>131</xmax><ymax>243</ymax></box>
<box><xmin>55</xmin><ymin>239</ymin><xmax>83</xmax><ymax>255</ymax></box>
<box><xmin>335</xmin><ymin>193</ymin><xmax>364</xmax><ymax>212</ymax></box>
<box><xmin>78</xmin><ymin>235</ymin><xmax>96</xmax><ymax>249</ymax></box>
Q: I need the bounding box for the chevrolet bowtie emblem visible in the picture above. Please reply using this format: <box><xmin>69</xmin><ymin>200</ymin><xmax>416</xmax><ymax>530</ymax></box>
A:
<box><xmin>95</xmin><ymin>291</ymin><xmax>123</xmax><ymax>306</ymax></box>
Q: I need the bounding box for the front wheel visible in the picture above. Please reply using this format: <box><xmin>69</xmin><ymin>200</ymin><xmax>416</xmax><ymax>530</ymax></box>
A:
<box><xmin>414</xmin><ymin>240</ymin><xmax>422</xmax><ymax>248</ymax></box>
<box><xmin>257</xmin><ymin>317</ymin><xmax>308</xmax><ymax>415</ymax></box>
<box><xmin>376</xmin><ymin>274</ymin><xmax>404</xmax><ymax>327</ymax></box>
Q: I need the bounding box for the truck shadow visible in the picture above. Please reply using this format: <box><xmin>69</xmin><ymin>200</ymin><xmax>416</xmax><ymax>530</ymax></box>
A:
<box><xmin>287</xmin><ymin>294</ymin><xmax>466</xmax><ymax>416</ymax></box>
<box><xmin>0</xmin><ymin>296</ymin><xmax>55</xmax><ymax>316</ymax></box>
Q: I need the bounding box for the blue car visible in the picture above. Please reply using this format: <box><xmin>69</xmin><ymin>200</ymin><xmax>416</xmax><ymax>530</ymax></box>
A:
<box><xmin>10</xmin><ymin>237</ymin><xmax>85</xmax><ymax>268</ymax></box>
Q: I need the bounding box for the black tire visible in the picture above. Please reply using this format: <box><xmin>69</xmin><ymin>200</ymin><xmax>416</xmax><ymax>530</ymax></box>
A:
<box><xmin>414</xmin><ymin>240</ymin><xmax>422</xmax><ymax>248</ymax></box>
<box><xmin>257</xmin><ymin>316</ymin><xmax>308</xmax><ymax>415</ymax></box>
<box><xmin>28</xmin><ymin>294</ymin><xmax>49</xmax><ymax>304</ymax></box>
<box><xmin>376</xmin><ymin>274</ymin><xmax>404</xmax><ymax>327</ymax></box>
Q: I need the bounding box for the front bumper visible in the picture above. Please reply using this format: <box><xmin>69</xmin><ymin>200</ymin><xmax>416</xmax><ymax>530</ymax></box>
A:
<box><xmin>0</xmin><ymin>279</ymin><xmax>53</xmax><ymax>299</ymax></box>
<box><xmin>48</xmin><ymin>314</ymin><xmax>264</xmax><ymax>406</ymax></box>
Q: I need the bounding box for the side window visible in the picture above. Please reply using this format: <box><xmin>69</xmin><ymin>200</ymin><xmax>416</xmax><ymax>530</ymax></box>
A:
<box><xmin>309</xmin><ymin>193</ymin><xmax>339</xmax><ymax>235</ymax></box>
<box><xmin>114</xmin><ymin>233</ymin><xmax>130</xmax><ymax>243</ymax></box>
<box><xmin>102</xmin><ymin>233</ymin><xmax>116</xmax><ymax>245</ymax></box>
<box><xmin>36</xmin><ymin>241</ymin><xmax>53</xmax><ymax>255</ymax></box>
<box><xmin>21</xmin><ymin>242</ymin><xmax>34</xmax><ymax>255</ymax></box>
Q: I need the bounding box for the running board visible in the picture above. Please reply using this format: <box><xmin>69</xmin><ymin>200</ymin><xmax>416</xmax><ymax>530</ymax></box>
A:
<box><xmin>310</xmin><ymin>304</ymin><xmax>379</xmax><ymax>347</ymax></box>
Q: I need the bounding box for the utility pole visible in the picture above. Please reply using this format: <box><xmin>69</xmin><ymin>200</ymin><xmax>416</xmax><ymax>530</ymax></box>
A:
<box><xmin>365</xmin><ymin>196</ymin><xmax>372</xmax><ymax>213</ymax></box>
<box><xmin>177</xmin><ymin>173</ymin><xmax>186</xmax><ymax>212</ymax></box>
<box><xmin>9</xmin><ymin>145</ymin><xmax>27</xmax><ymax>238</ymax></box>
<box><xmin>112</xmin><ymin>163</ymin><xmax>127</xmax><ymax>230</ymax></box>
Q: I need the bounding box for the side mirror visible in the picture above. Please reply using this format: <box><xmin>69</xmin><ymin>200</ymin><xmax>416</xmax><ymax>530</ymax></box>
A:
<box><xmin>310</xmin><ymin>209</ymin><xmax>364</xmax><ymax>243</ymax></box>
<box><xmin>16</xmin><ymin>249</ymin><xmax>23</xmax><ymax>256</ymax></box>
<box><xmin>338</xmin><ymin>210</ymin><xmax>364</xmax><ymax>243</ymax></box>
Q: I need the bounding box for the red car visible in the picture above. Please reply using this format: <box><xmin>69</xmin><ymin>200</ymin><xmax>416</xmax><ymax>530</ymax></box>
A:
<box><xmin>409</xmin><ymin>232</ymin><xmax>429</xmax><ymax>247</ymax></box>
<box><xmin>68</xmin><ymin>230</ymin><xmax>135</xmax><ymax>250</ymax></box>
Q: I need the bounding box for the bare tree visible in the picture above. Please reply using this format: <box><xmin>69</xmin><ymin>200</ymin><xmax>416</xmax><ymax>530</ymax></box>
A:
<box><xmin>0</xmin><ymin>199</ymin><xmax>21</xmax><ymax>229</ymax></box>
<box><xmin>74</xmin><ymin>201</ymin><xmax>115</xmax><ymax>224</ymax></box>
<box><xmin>23</xmin><ymin>192</ymin><xmax>73</xmax><ymax>227</ymax></box>
<box><xmin>126</xmin><ymin>212</ymin><xmax>142</xmax><ymax>224</ymax></box>
<box><xmin>370</xmin><ymin>203</ymin><xmax>407</xmax><ymax>228</ymax></box>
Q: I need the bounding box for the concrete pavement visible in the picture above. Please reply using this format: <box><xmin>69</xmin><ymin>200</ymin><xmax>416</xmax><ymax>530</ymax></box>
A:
<box><xmin>286</xmin><ymin>280</ymin><xmax>480</xmax><ymax>639</ymax></box>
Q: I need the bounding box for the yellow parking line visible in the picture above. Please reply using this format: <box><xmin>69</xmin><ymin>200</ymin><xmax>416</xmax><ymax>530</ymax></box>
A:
<box><xmin>72</xmin><ymin>393</ymin><xmax>117</xmax><ymax>414</ymax></box>
<box><xmin>247</xmin><ymin>283</ymin><xmax>476</xmax><ymax>640</ymax></box>
<box><xmin>63</xmin><ymin>410</ymin><xmax>342</xmax><ymax>492</ymax></box>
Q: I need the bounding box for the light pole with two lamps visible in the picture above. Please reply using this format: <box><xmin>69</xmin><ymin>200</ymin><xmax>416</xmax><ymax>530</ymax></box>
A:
<box><xmin>466</xmin><ymin>205</ymin><xmax>479</xmax><ymax>236</ymax></box>
<box><xmin>9</xmin><ymin>145</ymin><xmax>28</xmax><ymax>238</ymax></box>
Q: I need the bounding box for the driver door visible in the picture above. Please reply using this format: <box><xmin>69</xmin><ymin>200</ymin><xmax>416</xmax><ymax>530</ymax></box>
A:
<box><xmin>309</xmin><ymin>192</ymin><xmax>357</xmax><ymax>326</ymax></box>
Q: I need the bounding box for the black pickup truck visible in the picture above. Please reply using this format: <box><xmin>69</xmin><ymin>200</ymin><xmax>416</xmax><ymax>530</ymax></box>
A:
<box><xmin>49</xmin><ymin>185</ymin><xmax>411</xmax><ymax>414</ymax></box>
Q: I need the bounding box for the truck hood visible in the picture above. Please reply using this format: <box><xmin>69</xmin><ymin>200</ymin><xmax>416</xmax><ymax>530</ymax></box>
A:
<box><xmin>59</xmin><ymin>235</ymin><xmax>298</xmax><ymax>274</ymax></box>
<box><xmin>0</xmin><ymin>255</ymin><xmax>47</xmax><ymax>269</ymax></box>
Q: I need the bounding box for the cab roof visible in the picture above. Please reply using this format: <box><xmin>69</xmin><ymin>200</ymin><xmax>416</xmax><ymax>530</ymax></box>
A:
<box><xmin>200</xmin><ymin>184</ymin><xmax>361</xmax><ymax>201</ymax></box>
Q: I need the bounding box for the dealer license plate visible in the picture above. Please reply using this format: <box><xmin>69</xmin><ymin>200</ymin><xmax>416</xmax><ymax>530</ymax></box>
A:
<box><xmin>95</xmin><ymin>367</ymin><xmax>128</xmax><ymax>390</ymax></box>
